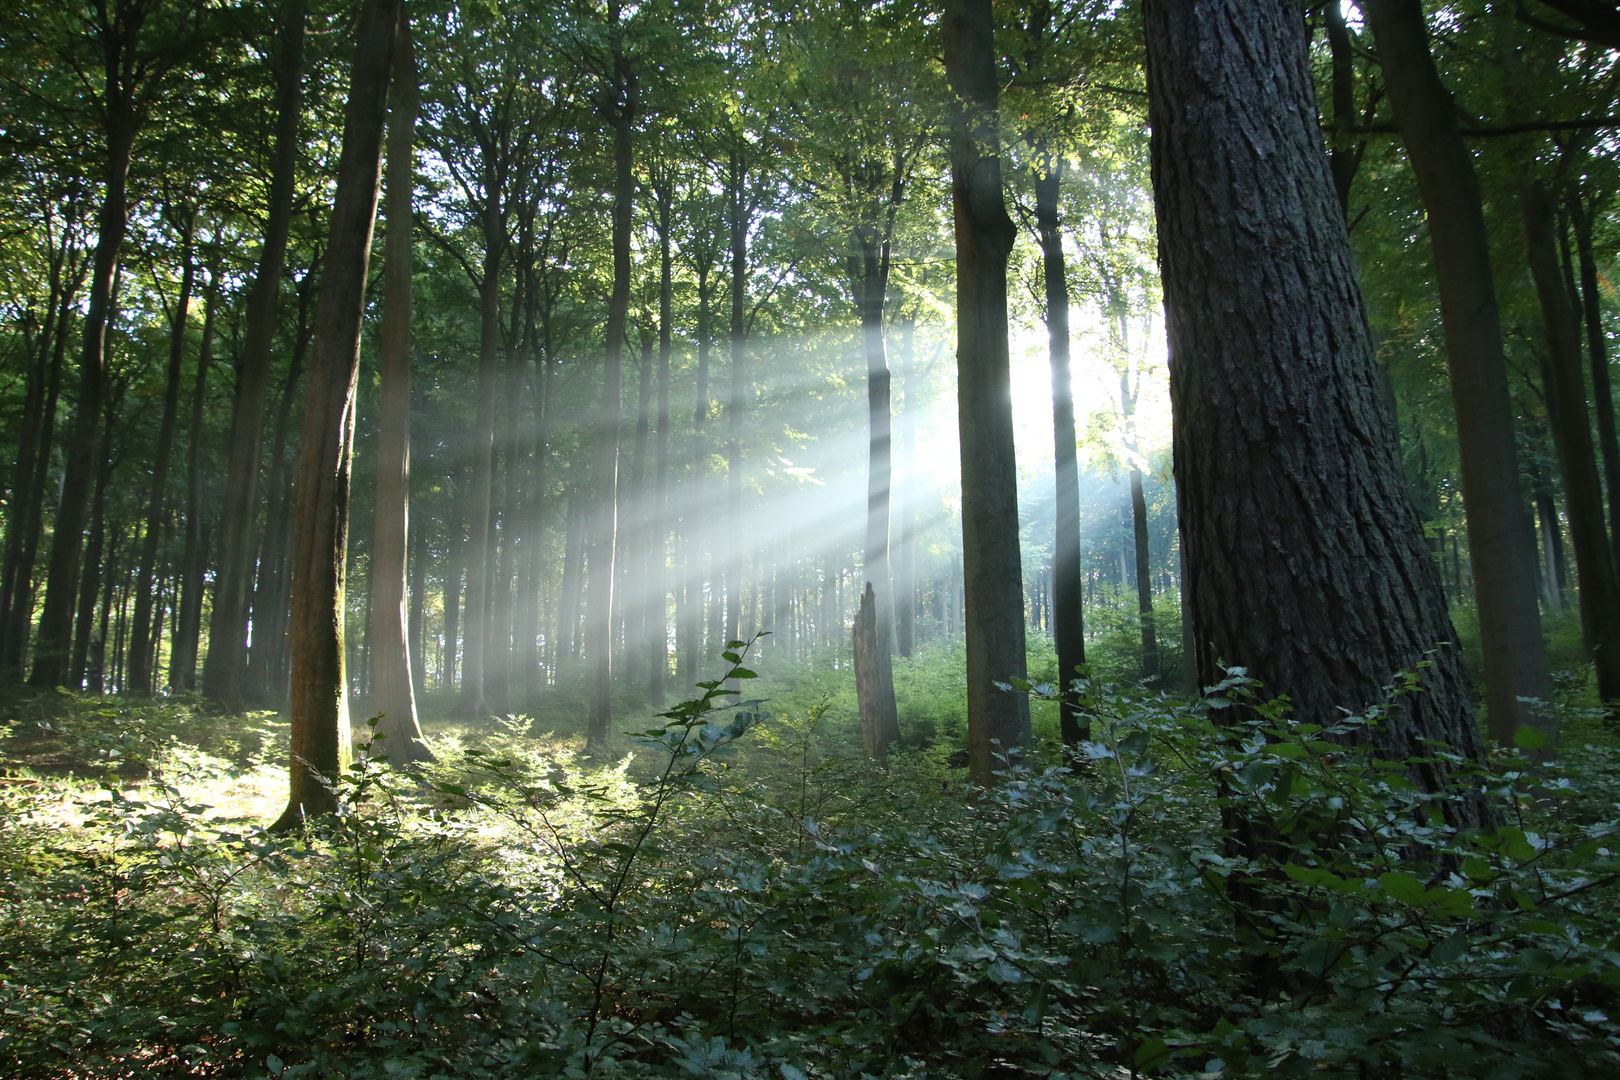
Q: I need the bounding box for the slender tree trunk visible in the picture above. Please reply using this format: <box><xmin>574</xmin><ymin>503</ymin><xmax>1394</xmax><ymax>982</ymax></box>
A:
<box><xmin>459</xmin><ymin>240</ymin><xmax>504</xmax><ymax>719</ymax></box>
<box><xmin>442</xmin><ymin>492</ymin><xmax>463</xmax><ymax>689</ymax></box>
<box><xmin>586</xmin><ymin>32</ymin><xmax>635</xmax><ymax>744</ymax></box>
<box><xmin>895</xmin><ymin>315</ymin><xmax>918</xmax><ymax>659</ymax></box>
<box><xmin>1143</xmin><ymin>0</ymin><xmax>1489</xmax><ymax>783</ymax></box>
<box><xmin>854</xmin><ymin>223</ymin><xmax>900</xmax><ymax>728</ymax></box>
<box><xmin>1523</xmin><ymin>181</ymin><xmax>1620</xmax><ymax>708</ymax></box>
<box><xmin>70</xmin><ymin>444</ymin><xmax>115</xmax><ymax>690</ymax></box>
<box><xmin>205</xmin><ymin>0</ymin><xmax>306</xmax><ymax>710</ymax></box>
<box><xmin>1361</xmin><ymin>0</ymin><xmax>1551</xmax><ymax>740</ymax></box>
<box><xmin>170</xmin><ymin>250</ymin><xmax>218</xmax><ymax>691</ymax></box>
<box><xmin>726</xmin><ymin>147</ymin><xmax>748</xmax><ymax>647</ymax></box>
<box><xmin>129</xmin><ymin>207</ymin><xmax>196</xmax><ymax>694</ymax></box>
<box><xmin>649</xmin><ymin>176</ymin><xmax>673</xmax><ymax>706</ymax></box>
<box><xmin>943</xmin><ymin>0</ymin><xmax>1030</xmax><ymax>784</ymax></box>
<box><xmin>854</xmin><ymin>581</ymin><xmax>901</xmax><ymax>758</ymax></box>
<box><xmin>1119</xmin><ymin>355</ymin><xmax>1159</xmax><ymax>682</ymax></box>
<box><xmin>1036</xmin><ymin>152</ymin><xmax>1085</xmax><ymax>742</ymax></box>
<box><xmin>369</xmin><ymin>12</ymin><xmax>429</xmax><ymax>762</ymax></box>
<box><xmin>1323</xmin><ymin>0</ymin><xmax>1367</xmax><ymax>219</ymax></box>
<box><xmin>408</xmin><ymin>518</ymin><xmax>427</xmax><ymax>691</ymax></box>
<box><xmin>87</xmin><ymin>529</ymin><xmax>121</xmax><ymax>694</ymax></box>
<box><xmin>272</xmin><ymin>0</ymin><xmax>399</xmax><ymax>831</ymax></box>
<box><xmin>1</xmin><ymin>221</ymin><xmax>78</xmax><ymax>680</ymax></box>
<box><xmin>30</xmin><ymin>27</ymin><xmax>142</xmax><ymax>688</ymax></box>
<box><xmin>1569</xmin><ymin>191</ymin><xmax>1620</xmax><ymax>562</ymax></box>
<box><xmin>247</xmin><ymin>314</ymin><xmax>309</xmax><ymax>706</ymax></box>
<box><xmin>695</xmin><ymin>262</ymin><xmax>718</xmax><ymax>669</ymax></box>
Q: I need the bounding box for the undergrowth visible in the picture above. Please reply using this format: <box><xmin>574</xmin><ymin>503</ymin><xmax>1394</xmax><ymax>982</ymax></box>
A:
<box><xmin>1</xmin><ymin>644</ymin><xmax>1617</xmax><ymax>1078</ymax></box>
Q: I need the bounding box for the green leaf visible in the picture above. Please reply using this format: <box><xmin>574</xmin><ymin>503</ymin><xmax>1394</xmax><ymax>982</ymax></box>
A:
<box><xmin>1379</xmin><ymin>870</ymin><xmax>1427</xmax><ymax>906</ymax></box>
<box><xmin>1513</xmin><ymin>725</ymin><xmax>1550</xmax><ymax>751</ymax></box>
<box><xmin>1135</xmin><ymin>1037</ymin><xmax>1172</xmax><ymax>1071</ymax></box>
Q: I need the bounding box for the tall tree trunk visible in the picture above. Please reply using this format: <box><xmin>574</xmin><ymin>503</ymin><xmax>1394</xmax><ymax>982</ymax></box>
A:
<box><xmin>408</xmin><ymin>521</ymin><xmax>427</xmax><ymax>692</ymax></box>
<box><xmin>458</xmin><ymin>228</ymin><xmax>505</xmax><ymax>719</ymax></box>
<box><xmin>1569</xmin><ymin>189</ymin><xmax>1620</xmax><ymax>562</ymax></box>
<box><xmin>1</xmin><ymin>218</ymin><xmax>79</xmax><ymax>680</ymax></box>
<box><xmin>272</xmin><ymin>0</ymin><xmax>398</xmax><ymax>832</ymax></box>
<box><xmin>170</xmin><ymin>249</ymin><xmax>219</xmax><ymax>691</ymax></box>
<box><xmin>854</xmin><ymin>581</ymin><xmax>901</xmax><ymax>758</ymax></box>
<box><xmin>205</xmin><ymin>0</ymin><xmax>306</xmax><ymax>711</ymax></box>
<box><xmin>854</xmin><ymin>222</ymin><xmax>900</xmax><ymax>728</ymax></box>
<box><xmin>30</xmin><ymin>11</ymin><xmax>144</xmax><ymax>688</ymax></box>
<box><xmin>87</xmin><ymin>529</ymin><xmax>121</xmax><ymax>694</ymax></box>
<box><xmin>943</xmin><ymin>0</ymin><xmax>1030</xmax><ymax>784</ymax></box>
<box><xmin>1119</xmin><ymin>352</ymin><xmax>1159</xmax><ymax>682</ymax></box>
<box><xmin>1035</xmin><ymin>151</ymin><xmax>1085</xmax><ymax>742</ymax></box>
<box><xmin>586</xmin><ymin>30</ymin><xmax>635</xmax><ymax>744</ymax></box>
<box><xmin>70</xmin><ymin>435</ymin><xmax>116</xmax><ymax>691</ymax></box>
<box><xmin>1361</xmin><ymin>0</ymin><xmax>1551</xmax><ymax>740</ymax></box>
<box><xmin>1143</xmin><ymin>0</ymin><xmax>1489</xmax><ymax>786</ymax></box>
<box><xmin>695</xmin><ymin>261</ymin><xmax>718</xmax><ymax>670</ymax></box>
<box><xmin>247</xmin><ymin>312</ymin><xmax>310</xmax><ymax>706</ymax></box>
<box><xmin>1523</xmin><ymin>180</ymin><xmax>1620</xmax><ymax>709</ymax></box>
<box><xmin>129</xmin><ymin>206</ymin><xmax>196</xmax><ymax>694</ymax></box>
<box><xmin>726</xmin><ymin>148</ymin><xmax>748</xmax><ymax>647</ymax></box>
<box><xmin>895</xmin><ymin>315</ymin><xmax>918</xmax><ymax>659</ymax></box>
<box><xmin>369</xmin><ymin>11</ymin><xmax>429</xmax><ymax>763</ymax></box>
<box><xmin>442</xmin><ymin>491</ymin><xmax>463</xmax><ymax>690</ymax></box>
<box><xmin>649</xmin><ymin>173</ymin><xmax>673</xmax><ymax>706</ymax></box>
<box><xmin>1323</xmin><ymin>0</ymin><xmax>1367</xmax><ymax>219</ymax></box>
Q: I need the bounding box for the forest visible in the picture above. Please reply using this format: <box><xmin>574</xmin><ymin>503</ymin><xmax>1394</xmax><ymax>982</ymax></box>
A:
<box><xmin>1</xmin><ymin>0</ymin><xmax>1618</xmax><ymax>1075</ymax></box>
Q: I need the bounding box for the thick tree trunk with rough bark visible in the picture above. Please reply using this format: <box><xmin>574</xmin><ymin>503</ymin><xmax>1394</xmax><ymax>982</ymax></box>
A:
<box><xmin>369</xmin><ymin>13</ymin><xmax>430</xmax><ymax>763</ymax></box>
<box><xmin>1522</xmin><ymin>181</ymin><xmax>1620</xmax><ymax>709</ymax></box>
<box><xmin>943</xmin><ymin>0</ymin><xmax>1030</xmax><ymax>785</ymax></box>
<box><xmin>1361</xmin><ymin>0</ymin><xmax>1551</xmax><ymax>741</ymax></box>
<box><xmin>1036</xmin><ymin>153</ymin><xmax>1085</xmax><ymax>743</ymax></box>
<box><xmin>128</xmin><ymin>207</ymin><xmax>195</xmax><ymax>695</ymax></box>
<box><xmin>1143</xmin><ymin>0</ymin><xmax>1488</xmax><ymax>780</ymax></box>
<box><xmin>205</xmin><ymin>0</ymin><xmax>306</xmax><ymax>711</ymax></box>
<box><xmin>272</xmin><ymin>0</ymin><xmax>398</xmax><ymax>832</ymax></box>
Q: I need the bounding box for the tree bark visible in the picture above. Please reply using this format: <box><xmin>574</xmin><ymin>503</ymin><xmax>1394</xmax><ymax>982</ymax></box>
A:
<box><xmin>1361</xmin><ymin>0</ymin><xmax>1551</xmax><ymax>740</ymax></box>
<box><xmin>855</xmin><ymin>221</ymin><xmax>900</xmax><ymax>727</ymax></box>
<box><xmin>585</xmin><ymin>24</ymin><xmax>634</xmax><ymax>745</ymax></box>
<box><xmin>170</xmin><ymin>248</ymin><xmax>219</xmax><ymax>691</ymax></box>
<box><xmin>943</xmin><ymin>0</ymin><xmax>1030</xmax><ymax>785</ymax></box>
<box><xmin>1522</xmin><ymin>180</ymin><xmax>1620</xmax><ymax>709</ymax></box>
<box><xmin>272</xmin><ymin>0</ymin><xmax>398</xmax><ymax>832</ymax></box>
<box><xmin>1035</xmin><ymin>151</ymin><xmax>1086</xmax><ymax>742</ymax></box>
<box><xmin>1569</xmin><ymin>189</ymin><xmax>1620</xmax><ymax>563</ymax></box>
<box><xmin>649</xmin><ymin>171</ymin><xmax>674</xmax><ymax>707</ymax></box>
<box><xmin>30</xmin><ymin>7</ymin><xmax>144</xmax><ymax>688</ymax></box>
<box><xmin>457</xmin><ymin>209</ymin><xmax>505</xmax><ymax>720</ymax></box>
<box><xmin>725</xmin><ymin>146</ymin><xmax>749</xmax><ymax>649</ymax></box>
<box><xmin>369</xmin><ymin>10</ymin><xmax>430</xmax><ymax>763</ymax></box>
<box><xmin>895</xmin><ymin>314</ymin><xmax>918</xmax><ymax>660</ymax></box>
<box><xmin>128</xmin><ymin>206</ymin><xmax>196</xmax><ymax>695</ymax></box>
<box><xmin>204</xmin><ymin>0</ymin><xmax>306</xmax><ymax>711</ymax></box>
<box><xmin>1143</xmin><ymin>0</ymin><xmax>1488</xmax><ymax>782</ymax></box>
<box><xmin>853</xmin><ymin>581</ymin><xmax>900</xmax><ymax>758</ymax></box>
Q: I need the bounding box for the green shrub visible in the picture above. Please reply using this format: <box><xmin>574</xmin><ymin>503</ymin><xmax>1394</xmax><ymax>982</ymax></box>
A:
<box><xmin>1</xmin><ymin>655</ymin><xmax>1616</xmax><ymax>1078</ymax></box>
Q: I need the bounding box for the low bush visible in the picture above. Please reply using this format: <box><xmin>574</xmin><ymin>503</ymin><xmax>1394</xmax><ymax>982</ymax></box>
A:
<box><xmin>1</xmin><ymin>650</ymin><xmax>1616</xmax><ymax>1077</ymax></box>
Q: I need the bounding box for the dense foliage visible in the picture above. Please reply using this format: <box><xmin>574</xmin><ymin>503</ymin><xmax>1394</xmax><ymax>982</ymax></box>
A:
<box><xmin>2</xmin><ymin>649</ymin><xmax>1617</xmax><ymax>1077</ymax></box>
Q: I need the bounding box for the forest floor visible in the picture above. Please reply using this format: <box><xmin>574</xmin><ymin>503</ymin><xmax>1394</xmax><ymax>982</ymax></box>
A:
<box><xmin>2</xmin><ymin>622</ymin><xmax>1617</xmax><ymax>1078</ymax></box>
